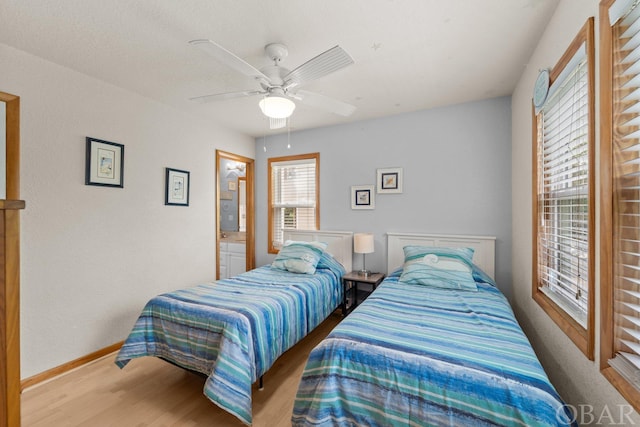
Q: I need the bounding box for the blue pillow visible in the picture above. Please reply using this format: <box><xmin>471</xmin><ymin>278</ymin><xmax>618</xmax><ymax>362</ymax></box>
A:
<box><xmin>471</xmin><ymin>264</ymin><xmax>496</xmax><ymax>287</ymax></box>
<box><xmin>316</xmin><ymin>251</ymin><xmax>346</xmax><ymax>276</ymax></box>
<box><xmin>272</xmin><ymin>240</ymin><xmax>327</xmax><ymax>274</ymax></box>
<box><xmin>403</xmin><ymin>245</ymin><xmax>475</xmax><ymax>267</ymax></box>
<box><xmin>400</xmin><ymin>245</ymin><xmax>478</xmax><ymax>291</ymax></box>
<box><xmin>399</xmin><ymin>262</ymin><xmax>478</xmax><ymax>291</ymax></box>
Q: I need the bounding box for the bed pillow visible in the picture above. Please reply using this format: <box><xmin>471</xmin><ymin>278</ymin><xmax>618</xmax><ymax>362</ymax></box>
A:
<box><xmin>399</xmin><ymin>262</ymin><xmax>478</xmax><ymax>291</ymax></box>
<box><xmin>316</xmin><ymin>251</ymin><xmax>347</xmax><ymax>276</ymax></box>
<box><xmin>472</xmin><ymin>264</ymin><xmax>496</xmax><ymax>287</ymax></box>
<box><xmin>402</xmin><ymin>245</ymin><xmax>475</xmax><ymax>268</ymax></box>
<box><xmin>272</xmin><ymin>240</ymin><xmax>328</xmax><ymax>274</ymax></box>
<box><xmin>420</xmin><ymin>253</ymin><xmax>472</xmax><ymax>273</ymax></box>
<box><xmin>400</xmin><ymin>245</ymin><xmax>477</xmax><ymax>291</ymax></box>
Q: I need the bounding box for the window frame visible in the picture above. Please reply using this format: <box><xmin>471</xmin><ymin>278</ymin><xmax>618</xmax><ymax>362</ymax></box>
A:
<box><xmin>600</xmin><ymin>0</ymin><xmax>640</xmax><ymax>410</ymax></box>
<box><xmin>267</xmin><ymin>152</ymin><xmax>320</xmax><ymax>254</ymax></box>
<box><xmin>532</xmin><ymin>17</ymin><xmax>595</xmax><ymax>360</ymax></box>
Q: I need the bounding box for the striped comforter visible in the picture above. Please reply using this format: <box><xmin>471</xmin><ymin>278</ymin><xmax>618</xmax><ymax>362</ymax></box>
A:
<box><xmin>115</xmin><ymin>262</ymin><xmax>343</xmax><ymax>425</ymax></box>
<box><xmin>293</xmin><ymin>271</ymin><xmax>576</xmax><ymax>427</ymax></box>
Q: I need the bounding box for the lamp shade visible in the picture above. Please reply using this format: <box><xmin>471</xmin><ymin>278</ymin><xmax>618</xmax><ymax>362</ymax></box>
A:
<box><xmin>354</xmin><ymin>233</ymin><xmax>374</xmax><ymax>254</ymax></box>
<box><xmin>259</xmin><ymin>95</ymin><xmax>296</xmax><ymax>119</ymax></box>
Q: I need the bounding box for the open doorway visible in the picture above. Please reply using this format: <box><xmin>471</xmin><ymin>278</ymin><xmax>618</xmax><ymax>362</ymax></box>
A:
<box><xmin>216</xmin><ymin>150</ymin><xmax>254</xmax><ymax>280</ymax></box>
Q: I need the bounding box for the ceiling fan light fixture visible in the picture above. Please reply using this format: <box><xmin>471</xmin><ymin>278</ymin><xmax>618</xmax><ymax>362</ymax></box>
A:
<box><xmin>259</xmin><ymin>95</ymin><xmax>296</xmax><ymax>119</ymax></box>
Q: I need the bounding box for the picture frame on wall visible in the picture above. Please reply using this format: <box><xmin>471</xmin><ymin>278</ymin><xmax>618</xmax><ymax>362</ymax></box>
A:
<box><xmin>351</xmin><ymin>185</ymin><xmax>375</xmax><ymax>210</ymax></box>
<box><xmin>376</xmin><ymin>167</ymin><xmax>403</xmax><ymax>194</ymax></box>
<box><xmin>85</xmin><ymin>137</ymin><xmax>124</xmax><ymax>188</ymax></box>
<box><xmin>165</xmin><ymin>167</ymin><xmax>190</xmax><ymax>206</ymax></box>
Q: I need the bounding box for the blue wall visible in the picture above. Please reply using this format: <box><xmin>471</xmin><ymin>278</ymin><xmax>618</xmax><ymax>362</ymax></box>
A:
<box><xmin>255</xmin><ymin>96</ymin><xmax>513</xmax><ymax>298</ymax></box>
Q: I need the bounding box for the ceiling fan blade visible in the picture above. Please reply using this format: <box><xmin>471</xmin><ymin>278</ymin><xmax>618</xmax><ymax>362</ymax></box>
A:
<box><xmin>189</xmin><ymin>39</ymin><xmax>270</xmax><ymax>83</ymax></box>
<box><xmin>294</xmin><ymin>90</ymin><xmax>356</xmax><ymax>117</ymax></box>
<box><xmin>189</xmin><ymin>90</ymin><xmax>263</xmax><ymax>103</ymax></box>
<box><xmin>283</xmin><ymin>45</ymin><xmax>354</xmax><ymax>90</ymax></box>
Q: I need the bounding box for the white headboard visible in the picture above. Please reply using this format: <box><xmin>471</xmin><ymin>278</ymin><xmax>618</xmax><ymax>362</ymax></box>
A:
<box><xmin>283</xmin><ymin>230</ymin><xmax>353</xmax><ymax>272</ymax></box>
<box><xmin>387</xmin><ymin>232</ymin><xmax>496</xmax><ymax>279</ymax></box>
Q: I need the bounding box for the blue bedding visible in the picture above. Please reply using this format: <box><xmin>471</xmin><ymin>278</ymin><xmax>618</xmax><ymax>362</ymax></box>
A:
<box><xmin>115</xmin><ymin>261</ymin><xmax>343</xmax><ymax>425</ymax></box>
<box><xmin>293</xmin><ymin>270</ymin><xmax>576</xmax><ymax>426</ymax></box>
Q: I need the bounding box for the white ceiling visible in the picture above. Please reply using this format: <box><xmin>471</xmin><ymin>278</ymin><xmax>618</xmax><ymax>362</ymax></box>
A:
<box><xmin>0</xmin><ymin>0</ymin><xmax>559</xmax><ymax>137</ymax></box>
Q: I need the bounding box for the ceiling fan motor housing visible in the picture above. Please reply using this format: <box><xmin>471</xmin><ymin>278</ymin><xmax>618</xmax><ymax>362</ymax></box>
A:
<box><xmin>259</xmin><ymin>65</ymin><xmax>290</xmax><ymax>89</ymax></box>
<box><xmin>264</xmin><ymin>43</ymin><xmax>288</xmax><ymax>63</ymax></box>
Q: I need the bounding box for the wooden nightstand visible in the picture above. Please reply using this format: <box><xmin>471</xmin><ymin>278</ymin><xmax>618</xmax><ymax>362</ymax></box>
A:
<box><xmin>342</xmin><ymin>271</ymin><xmax>385</xmax><ymax>316</ymax></box>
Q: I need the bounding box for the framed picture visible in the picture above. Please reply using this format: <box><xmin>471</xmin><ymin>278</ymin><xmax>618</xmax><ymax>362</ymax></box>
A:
<box><xmin>228</xmin><ymin>181</ymin><xmax>237</xmax><ymax>191</ymax></box>
<box><xmin>377</xmin><ymin>167</ymin><xmax>403</xmax><ymax>194</ymax></box>
<box><xmin>220</xmin><ymin>191</ymin><xmax>233</xmax><ymax>200</ymax></box>
<box><xmin>85</xmin><ymin>137</ymin><xmax>124</xmax><ymax>188</ymax></box>
<box><xmin>165</xmin><ymin>168</ymin><xmax>190</xmax><ymax>206</ymax></box>
<box><xmin>351</xmin><ymin>185</ymin><xmax>375</xmax><ymax>210</ymax></box>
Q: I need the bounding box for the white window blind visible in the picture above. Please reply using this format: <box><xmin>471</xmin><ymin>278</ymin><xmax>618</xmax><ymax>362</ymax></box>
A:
<box><xmin>607</xmin><ymin>0</ymin><xmax>640</xmax><ymax>390</ymax></box>
<box><xmin>536</xmin><ymin>44</ymin><xmax>590</xmax><ymax>327</ymax></box>
<box><xmin>270</xmin><ymin>157</ymin><xmax>318</xmax><ymax>249</ymax></box>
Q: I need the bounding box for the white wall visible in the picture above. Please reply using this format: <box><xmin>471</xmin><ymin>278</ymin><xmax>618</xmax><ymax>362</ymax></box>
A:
<box><xmin>512</xmin><ymin>1</ymin><xmax>640</xmax><ymax>423</ymax></box>
<box><xmin>0</xmin><ymin>42</ymin><xmax>255</xmax><ymax>378</ymax></box>
<box><xmin>255</xmin><ymin>97</ymin><xmax>513</xmax><ymax>298</ymax></box>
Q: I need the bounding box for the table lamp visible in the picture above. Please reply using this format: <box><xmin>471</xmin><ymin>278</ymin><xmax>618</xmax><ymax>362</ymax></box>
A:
<box><xmin>354</xmin><ymin>233</ymin><xmax>374</xmax><ymax>277</ymax></box>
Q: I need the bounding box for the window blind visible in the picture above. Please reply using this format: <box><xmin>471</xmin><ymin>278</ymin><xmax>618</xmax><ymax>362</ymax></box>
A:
<box><xmin>536</xmin><ymin>45</ymin><xmax>590</xmax><ymax>327</ymax></box>
<box><xmin>270</xmin><ymin>157</ymin><xmax>317</xmax><ymax>249</ymax></box>
<box><xmin>608</xmin><ymin>0</ymin><xmax>640</xmax><ymax>390</ymax></box>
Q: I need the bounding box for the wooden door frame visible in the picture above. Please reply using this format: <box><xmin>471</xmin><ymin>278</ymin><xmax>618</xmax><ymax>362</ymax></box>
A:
<box><xmin>1</xmin><ymin>91</ymin><xmax>25</xmax><ymax>427</ymax></box>
<box><xmin>215</xmin><ymin>150</ymin><xmax>255</xmax><ymax>280</ymax></box>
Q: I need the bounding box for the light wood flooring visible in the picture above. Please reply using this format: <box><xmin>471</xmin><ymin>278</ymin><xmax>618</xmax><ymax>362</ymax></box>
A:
<box><xmin>21</xmin><ymin>313</ymin><xmax>342</xmax><ymax>427</ymax></box>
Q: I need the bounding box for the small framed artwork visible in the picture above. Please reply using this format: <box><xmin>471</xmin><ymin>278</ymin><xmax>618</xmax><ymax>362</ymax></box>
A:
<box><xmin>85</xmin><ymin>137</ymin><xmax>124</xmax><ymax>188</ymax></box>
<box><xmin>220</xmin><ymin>191</ymin><xmax>233</xmax><ymax>200</ymax></box>
<box><xmin>377</xmin><ymin>167</ymin><xmax>403</xmax><ymax>194</ymax></box>
<box><xmin>228</xmin><ymin>181</ymin><xmax>237</xmax><ymax>191</ymax></box>
<box><xmin>351</xmin><ymin>185</ymin><xmax>375</xmax><ymax>210</ymax></box>
<box><xmin>165</xmin><ymin>168</ymin><xmax>190</xmax><ymax>206</ymax></box>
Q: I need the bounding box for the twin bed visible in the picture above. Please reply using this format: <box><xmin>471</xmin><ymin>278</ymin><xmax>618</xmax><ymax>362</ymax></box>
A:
<box><xmin>292</xmin><ymin>233</ymin><xmax>575</xmax><ymax>426</ymax></box>
<box><xmin>116</xmin><ymin>231</ymin><xmax>575</xmax><ymax>426</ymax></box>
<box><xmin>115</xmin><ymin>230</ymin><xmax>352</xmax><ymax>425</ymax></box>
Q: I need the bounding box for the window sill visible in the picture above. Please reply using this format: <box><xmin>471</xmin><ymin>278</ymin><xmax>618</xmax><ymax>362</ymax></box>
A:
<box><xmin>538</xmin><ymin>286</ymin><xmax>587</xmax><ymax>328</ymax></box>
<box><xmin>602</xmin><ymin>366</ymin><xmax>640</xmax><ymax>414</ymax></box>
<box><xmin>533</xmin><ymin>289</ymin><xmax>593</xmax><ymax>360</ymax></box>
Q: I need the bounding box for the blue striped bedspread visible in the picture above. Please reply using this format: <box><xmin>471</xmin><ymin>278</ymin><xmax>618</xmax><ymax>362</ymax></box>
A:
<box><xmin>293</xmin><ymin>272</ymin><xmax>576</xmax><ymax>427</ymax></box>
<box><xmin>115</xmin><ymin>263</ymin><xmax>343</xmax><ymax>425</ymax></box>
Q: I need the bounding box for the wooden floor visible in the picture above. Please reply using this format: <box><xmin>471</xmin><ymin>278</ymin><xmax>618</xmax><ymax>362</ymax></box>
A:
<box><xmin>21</xmin><ymin>313</ymin><xmax>342</xmax><ymax>427</ymax></box>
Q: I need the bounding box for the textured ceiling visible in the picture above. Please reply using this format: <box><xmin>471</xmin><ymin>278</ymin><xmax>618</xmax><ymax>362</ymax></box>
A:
<box><xmin>0</xmin><ymin>0</ymin><xmax>559</xmax><ymax>137</ymax></box>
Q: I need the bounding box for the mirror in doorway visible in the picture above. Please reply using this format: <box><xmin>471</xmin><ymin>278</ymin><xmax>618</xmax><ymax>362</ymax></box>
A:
<box><xmin>238</xmin><ymin>177</ymin><xmax>246</xmax><ymax>232</ymax></box>
<box><xmin>220</xmin><ymin>158</ymin><xmax>246</xmax><ymax>233</ymax></box>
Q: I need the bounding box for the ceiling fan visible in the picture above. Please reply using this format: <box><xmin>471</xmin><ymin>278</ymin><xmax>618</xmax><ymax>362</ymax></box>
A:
<box><xmin>189</xmin><ymin>39</ymin><xmax>356</xmax><ymax>129</ymax></box>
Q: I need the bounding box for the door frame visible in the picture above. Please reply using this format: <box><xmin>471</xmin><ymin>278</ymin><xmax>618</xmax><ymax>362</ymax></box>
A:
<box><xmin>215</xmin><ymin>150</ymin><xmax>255</xmax><ymax>279</ymax></box>
<box><xmin>1</xmin><ymin>91</ymin><xmax>25</xmax><ymax>427</ymax></box>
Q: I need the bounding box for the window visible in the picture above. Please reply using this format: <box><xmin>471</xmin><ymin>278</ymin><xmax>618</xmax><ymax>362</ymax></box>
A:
<box><xmin>601</xmin><ymin>0</ymin><xmax>640</xmax><ymax>411</ymax></box>
<box><xmin>532</xmin><ymin>18</ymin><xmax>594</xmax><ymax>359</ymax></box>
<box><xmin>268</xmin><ymin>153</ymin><xmax>319</xmax><ymax>253</ymax></box>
